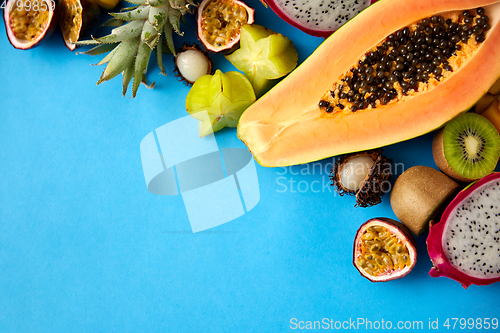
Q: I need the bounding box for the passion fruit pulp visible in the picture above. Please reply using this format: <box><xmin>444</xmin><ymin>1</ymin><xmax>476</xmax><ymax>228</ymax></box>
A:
<box><xmin>59</xmin><ymin>0</ymin><xmax>99</xmax><ymax>50</ymax></box>
<box><xmin>197</xmin><ymin>0</ymin><xmax>255</xmax><ymax>53</ymax></box>
<box><xmin>353</xmin><ymin>218</ymin><xmax>417</xmax><ymax>282</ymax></box>
<box><xmin>4</xmin><ymin>0</ymin><xmax>57</xmax><ymax>49</ymax></box>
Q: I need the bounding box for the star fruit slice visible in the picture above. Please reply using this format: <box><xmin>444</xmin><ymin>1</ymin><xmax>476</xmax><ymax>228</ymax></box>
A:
<box><xmin>186</xmin><ymin>69</ymin><xmax>256</xmax><ymax>137</ymax></box>
<box><xmin>225</xmin><ymin>24</ymin><xmax>298</xmax><ymax>97</ymax></box>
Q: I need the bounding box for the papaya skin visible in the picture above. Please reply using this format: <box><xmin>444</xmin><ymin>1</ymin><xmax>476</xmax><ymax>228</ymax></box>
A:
<box><xmin>237</xmin><ymin>0</ymin><xmax>500</xmax><ymax>167</ymax></box>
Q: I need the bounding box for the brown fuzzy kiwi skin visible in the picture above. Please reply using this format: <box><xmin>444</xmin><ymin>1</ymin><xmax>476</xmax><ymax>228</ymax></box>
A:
<box><xmin>432</xmin><ymin>128</ymin><xmax>476</xmax><ymax>183</ymax></box>
<box><xmin>390</xmin><ymin>166</ymin><xmax>461</xmax><ymax>237</ymax></box>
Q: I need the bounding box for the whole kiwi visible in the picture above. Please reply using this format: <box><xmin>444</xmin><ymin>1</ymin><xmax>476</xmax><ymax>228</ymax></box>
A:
<box><xmin>390</xmin><ymin>166</ymin><xmax>460</xmax><ymax>236</ymax></box>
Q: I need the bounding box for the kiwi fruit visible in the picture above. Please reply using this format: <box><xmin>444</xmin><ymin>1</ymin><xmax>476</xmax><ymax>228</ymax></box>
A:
<box><xmin>432</xmin><ymin>113</ymin><xmax>500</xmax><ymax>183</ymax></box>
<box><xmin>390</xmin><ymin>166</ymin><xmax>460</xmax><ymax>236</ymax></box>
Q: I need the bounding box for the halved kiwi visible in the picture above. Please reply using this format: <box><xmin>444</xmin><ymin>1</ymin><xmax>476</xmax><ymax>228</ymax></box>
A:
<box><xmin>432</xmin><ymin>112</ymin><xmax>500</xmax><ymax>183</ymax></box>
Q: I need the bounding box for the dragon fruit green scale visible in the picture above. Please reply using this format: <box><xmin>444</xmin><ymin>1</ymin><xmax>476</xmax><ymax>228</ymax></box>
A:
<box><xmin>76</xmin><ymin>0</ymin><xmax>195</xmax><ymax>97</ymax></box>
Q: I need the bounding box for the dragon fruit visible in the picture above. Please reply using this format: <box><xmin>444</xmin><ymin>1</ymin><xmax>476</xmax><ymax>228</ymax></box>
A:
<box><xmin>427</xmin><ymin>172</ymin><xmax>500</xmax><ymax>289</ymax></box>
<box><xmin>262</xmin><ymin>0</ymin><xmax>376</xmax><ymax>38</ymax></box>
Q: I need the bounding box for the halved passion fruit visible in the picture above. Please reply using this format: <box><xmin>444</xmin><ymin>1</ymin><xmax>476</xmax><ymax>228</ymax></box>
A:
<box><xmin>353</xmin><ymin>218</ymin><xmax>417</xmax><ymax>282</ymax></box>
<box><xmin>4</xmin><ymin>0</ymin><xmax>57</xmax><ymax>49</ymax></box>
<box><xmin>197</xmin><ymin>0</ymin><xmax>255</xmax><ymax>53</ymax></box>
<box><xmin>59</xmin><ymin>0</ymin><xmax>99</xmax><ymax>50</ymax></box>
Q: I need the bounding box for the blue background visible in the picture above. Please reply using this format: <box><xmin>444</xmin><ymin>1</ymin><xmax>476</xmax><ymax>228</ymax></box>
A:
<box><xmin>1</xmin><ymin>0</ymin><xmax>499</xmax><ymax>331</ymax></box>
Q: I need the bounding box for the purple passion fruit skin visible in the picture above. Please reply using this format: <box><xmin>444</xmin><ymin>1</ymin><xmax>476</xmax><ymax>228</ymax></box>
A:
<box><xmin>4</xmin><ymin>0</ymin><xmax>57</xmax><ymax>49</ymax></box>
<box><xmin>354</xmin><ymin>218</ymin><xmax>418</xmax><ymax>282</ymax></box>
<box><xmin>59</xmin><ymin>0</ymin><xmax>100</xmax><ymax>51</ymax></box>
<box><xmin>197</xmin><ymin>0</ymin><xmax>255</xmax><ymax>53</ymax></box>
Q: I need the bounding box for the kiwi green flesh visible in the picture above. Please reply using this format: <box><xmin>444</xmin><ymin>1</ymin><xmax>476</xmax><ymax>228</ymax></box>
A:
<box><xmin>442</xmin><ymin>113</ymin><xmax>500</xmax><ymax>181</ymax></box>
<box><xmin>390</xmin><ymin>166</ymin><xmax>461</xmax><ymax>236</ymax></box>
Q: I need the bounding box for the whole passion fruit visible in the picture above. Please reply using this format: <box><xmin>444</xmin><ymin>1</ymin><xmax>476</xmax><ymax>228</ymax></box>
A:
<box><xmin>353</xmin><ymin>218</ymin><xmax>417</xmax><ymax>282</ymax></box>
<box><xmin>4</xmin><ymin>0</ymin><xmax>57</xmax><ymax>49</ymax></box>
<box><xmin>197</xmin><ymin>0</ymin><xmax>255</xmax><ymax>53</ymax></box>
<box><xmin>59</xmin><ymin>0</ymin><xmax>100</xmax><ymax>50</ymax></box>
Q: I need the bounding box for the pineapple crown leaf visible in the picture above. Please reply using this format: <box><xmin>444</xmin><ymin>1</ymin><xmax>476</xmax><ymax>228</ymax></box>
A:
<box><xmin>132</xmin><ymin>41</ymin><xmax>153</xmax><ymax>97</ymax></box>
<box><xmin>148</xmin><ymin>6</ymin><xmax>169</xmax><ymax>29</ymax></box>
<box><xmin>74</xmin><ymin>38</ymin><xmax>101</xmax><ymax>46</ymax></box>
<box><xmin>125</xmin><ymin>0</ymin><xmax>148</xmax><ymax>5</ymax></box>
<box><xmin>96</xmin><ymin>20</ymin><xmax>145</xmax><ymax>44</ymax></box>
<box><xmin>156</xmin><ymin>39</ymin><xmax>166</xmax><ymax>75</ymax></box>
<box><xmin>111</xmin><ymin>5</ymin><xmax>150</xmax><ymax>20</ymax></box>
<box><xmin>168</xmin><ymin>0</ymin><xmax>188</xmax><ymax>10</ymax></box>
<box><xmin>98</xmin><ymin>37</ymin><xmax>140</xmax><ymax>85</ymax></box>
<box><xmin>76</xmin><ymin>43</ymin><xmax>119</xmax><ymax>56</ymax></box>
<box><xmin>79</xmin><ymin>0</ymin><xmax>191</xmax><ymax>97</ymax></box>
<box><xmin>120</xmin><ymin>5</ymin><xmax>140</xmax><ymax>11</ymax></box>
<box><xmin>141</xmin><ymin>75</ymin><xmax>156</xmax><ymax>89</ymax></box>
<box><xmin>92</xmin><ymin>44</ymin><xmax>121</xmax><ymax>66</ymax></box>
<box><xmin>163</xmin><ymin>20</ymin><xmax>176</xmax><ymax>56</ymax></box>
<box><xmin>148</xmin><ymin>0</ymin><xmax>170</xmax><ymax>7</ymax></box>
<box><xmin>122</xmin><ymin>64</ymin><xmax>135</xmax><ymax>97</ymax></box>
<box><xmin>168</xmin><ymin>8</ymin><xmax>183</xmax><ymax>36</ymax></box>
<box><xmin>100</xmin><ymin>17</ymin><xmax>126</xmax><ymax>28</ymax></box>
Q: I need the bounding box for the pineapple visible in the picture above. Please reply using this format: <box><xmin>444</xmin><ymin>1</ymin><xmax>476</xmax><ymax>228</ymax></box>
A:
<box><xmin>77</xmin><ymin>0</ymin><xmax>195</xmax><ymax>97</ymax></box>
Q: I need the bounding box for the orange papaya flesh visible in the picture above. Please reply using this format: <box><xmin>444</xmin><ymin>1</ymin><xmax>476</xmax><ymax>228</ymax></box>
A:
<box><xmin>237</xmin><ymin>0</ymin><xmax>500</xmax><ymax>167</ymax></box>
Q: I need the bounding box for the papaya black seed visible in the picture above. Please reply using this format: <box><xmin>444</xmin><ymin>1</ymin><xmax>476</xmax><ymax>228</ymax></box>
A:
<box><xmin>319</xmin><ymin>100</ymin><xmax>329</xmax><ymax>108</ymax></box>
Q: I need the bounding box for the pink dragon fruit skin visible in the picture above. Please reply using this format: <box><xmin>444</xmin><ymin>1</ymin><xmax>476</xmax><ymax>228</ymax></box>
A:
<box><xmin>262</xmin><ymin>0</ymin><xmax>378</xmax><ymax>38</ymax></box>
<box><xmin>427</xmin><ymin>172</ymin><xmax>500</xmax><ymax>289</ymax></box>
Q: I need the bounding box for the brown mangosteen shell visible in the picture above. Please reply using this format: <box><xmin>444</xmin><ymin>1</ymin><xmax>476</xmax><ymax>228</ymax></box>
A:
<box><xmin>353</xmin><ymin>217</ymin><xmax>418</xmax><ymax>282</ymax></box>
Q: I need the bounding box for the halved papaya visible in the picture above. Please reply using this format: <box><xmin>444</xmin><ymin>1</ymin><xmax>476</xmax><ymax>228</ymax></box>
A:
<box><xmin>237</xmin><ymin>0</ymin><xmax>500</xmax><ymax>167</ymax></box>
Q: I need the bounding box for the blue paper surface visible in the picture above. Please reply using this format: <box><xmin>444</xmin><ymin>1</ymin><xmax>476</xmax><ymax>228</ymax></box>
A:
<box><xmin>1</xmin><ymin>0</ymin><xmax>500</xmax><ymax>331</ymax></box>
